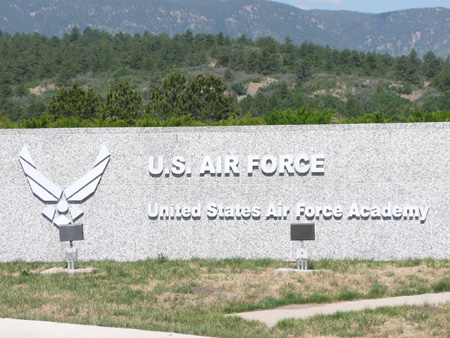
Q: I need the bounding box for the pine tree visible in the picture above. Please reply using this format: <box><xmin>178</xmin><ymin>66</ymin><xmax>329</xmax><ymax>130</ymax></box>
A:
<box><xmin>103</xmin><ymin>80</ymin><xmax>142</xmax><ymax>120</ymax></box>
<box><xmin>48</xmin><ymin>84</ymin><xmax>100</xmax><ymax>120</ymax></box>
<box><xmin>145</xmin><ymin>72</ymin><xmax>188</xmax><ymax>120</ymax></box>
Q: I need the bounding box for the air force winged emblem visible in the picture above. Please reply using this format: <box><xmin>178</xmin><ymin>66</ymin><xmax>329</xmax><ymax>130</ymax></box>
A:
<box><xmin>19</xmin><ymin>145</ymin><xmax>110</xmax><ymax>227</ymax></box>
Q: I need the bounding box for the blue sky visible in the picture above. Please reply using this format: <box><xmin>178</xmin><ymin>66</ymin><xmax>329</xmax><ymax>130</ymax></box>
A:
<box><xmin>272</xmin><ymin>0</ymin><xmax>450</xmax><ymax>13</ymax></box>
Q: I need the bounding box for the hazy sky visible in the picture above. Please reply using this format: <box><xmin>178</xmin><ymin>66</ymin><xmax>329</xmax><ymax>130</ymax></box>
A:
<box><xmin>272</xmin><ymin>0</ymin><xmax>450</xmax><ymax>13</ymax></box>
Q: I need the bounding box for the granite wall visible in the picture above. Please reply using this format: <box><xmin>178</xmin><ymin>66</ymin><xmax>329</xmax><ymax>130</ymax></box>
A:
<box><xmin>1</xmin><ymin>123</ymin><xmax>449</xmax><ymax>262</ymax></box>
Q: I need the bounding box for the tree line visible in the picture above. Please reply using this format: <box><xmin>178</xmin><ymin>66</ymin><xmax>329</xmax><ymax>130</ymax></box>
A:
<box><xmin>1</xmin><ymin>28</ymin><xmax>447</xmax><ymax>86</ymax></box>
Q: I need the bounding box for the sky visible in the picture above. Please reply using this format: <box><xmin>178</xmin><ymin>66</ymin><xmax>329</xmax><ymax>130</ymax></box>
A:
<box><xmin>272</xmin><ymin>0</ymin><xmax>450</xmax><ymax>13</ymax></box>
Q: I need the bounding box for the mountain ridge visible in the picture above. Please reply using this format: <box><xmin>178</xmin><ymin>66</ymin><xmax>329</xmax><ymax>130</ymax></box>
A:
<box><xmin>1</xmin><ymin>0</ymin><xmax>449</xmax><ymax>57</ymax></box>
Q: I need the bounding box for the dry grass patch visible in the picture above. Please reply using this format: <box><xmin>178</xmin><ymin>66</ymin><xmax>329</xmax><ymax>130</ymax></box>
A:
<box><xmin>364</xmin><ymin>304</ymin><xmax>450</xmax><ymax>338</ymax></box>
<box><xmin>28</xmin><ymin>304</ymin><xmax>69</xmax><ymax>319</ymax></box>
<box><xmin>130</xmin><ymin>280</ymin><xmax>159</xmax><ymax>292</ymax></box>
<box><xmin>126</xmin><ymin>262</ymin><xmax>450</xmax><ymax>311</ymax></box>
<box><xmin>1</xmin><ymin>259</ymin><xmax>449</xmax><ymax>338</ymax></box>
<box><xmin>277</xmin><ymin>303</ymin><xmax>450</xmax><ymax>338</ymax></box>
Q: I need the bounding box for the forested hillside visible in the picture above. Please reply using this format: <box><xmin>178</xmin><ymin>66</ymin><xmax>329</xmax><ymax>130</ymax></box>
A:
<box><xmin>1</xmin><ymin>0</ymin><xmax>450</xmax><ymax>57</ymax></box>
<box><xmin>0</xmin><ymin>29</ymin><xmax>449</xmax><ymax>128</ymax></box>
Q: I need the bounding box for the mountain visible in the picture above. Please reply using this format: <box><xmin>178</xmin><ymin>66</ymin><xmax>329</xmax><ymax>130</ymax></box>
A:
<box><xmin>1</xmin><ymin>0</ymin><xmax>449</xmax><ymax>57</ymax></box>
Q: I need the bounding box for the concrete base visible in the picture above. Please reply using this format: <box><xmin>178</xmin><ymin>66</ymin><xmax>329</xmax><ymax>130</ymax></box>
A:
<box><xmin>40</xmin><ymin>267</ymin><xmax>96</xmax><ymax>275</ymax></box>
<box><xmin>273</xmin><ymin>268</ymin><xmax>332</xmax><ymax>275</ymax></box>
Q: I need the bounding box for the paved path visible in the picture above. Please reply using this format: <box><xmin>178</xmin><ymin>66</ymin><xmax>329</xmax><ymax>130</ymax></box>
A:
<box><xmin>0</xmin><ymin>319</ymin><xmax>215</xmax><ymax>338</ymax></box>
<box><xmin>231</xmin><ymin>292</ymin><xmax>450</xmax><ymax>327</ymax></box>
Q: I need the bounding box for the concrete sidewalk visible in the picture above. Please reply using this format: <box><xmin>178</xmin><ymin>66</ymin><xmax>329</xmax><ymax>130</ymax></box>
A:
<box><xmin>0</xmin><ymin>319</ymin><xmax>215</xmax><ymax>338</ymax></box>
<box><xmin>231</xmin><ymin>291</ymin><xmax>450</xmax><ymax>327</ymax></box>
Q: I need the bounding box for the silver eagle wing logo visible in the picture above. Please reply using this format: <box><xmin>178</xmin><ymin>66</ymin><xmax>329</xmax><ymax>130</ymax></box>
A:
<box><xmin>19</xmin><ymin>145</ymin><xmax>110</xmax><ymax>227</ymax></box>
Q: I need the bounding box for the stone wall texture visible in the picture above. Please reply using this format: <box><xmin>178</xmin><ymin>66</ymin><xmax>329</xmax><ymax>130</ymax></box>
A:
<box><xmin>1</xmin><ymin>123</ymin><xmax>449</xmax><ymax>262</ymax></box>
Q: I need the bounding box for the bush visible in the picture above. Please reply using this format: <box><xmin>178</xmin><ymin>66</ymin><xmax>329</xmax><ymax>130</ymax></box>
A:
<box><xmin>231</xmin><ymin>82</ymin><xmax>246</xmax><ymax>95</ymax></box>
<box><xmin>265</xmin><ymin>107</ymin><xmax>334</xmax><ymax>125</ymax></box>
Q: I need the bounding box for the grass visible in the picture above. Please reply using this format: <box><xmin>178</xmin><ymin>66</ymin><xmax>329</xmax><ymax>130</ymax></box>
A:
<box><xmin>1</xmin><ymin>259</ymin><xmax>450</xmax><ymax>337</ymax></box>
<box><xmin>276</xmin><ymin>305</ymin><xmax>450</xmax><ymax>337</ymax></box>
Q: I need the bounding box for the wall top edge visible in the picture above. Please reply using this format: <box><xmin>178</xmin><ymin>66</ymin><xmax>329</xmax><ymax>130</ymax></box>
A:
<box><xmin>0</xmin><ymin>122</ymin><xmax>449</xmax><ymax>136</ymax></box>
